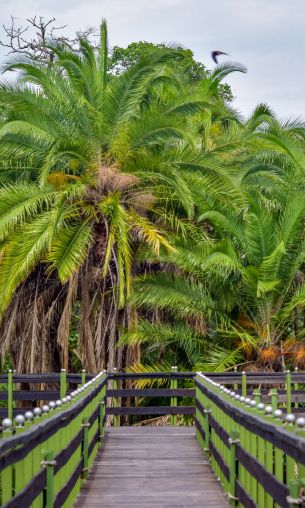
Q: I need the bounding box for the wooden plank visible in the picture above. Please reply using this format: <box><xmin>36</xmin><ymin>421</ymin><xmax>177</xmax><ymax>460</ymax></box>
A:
<box><xmin>74</xmin><ymin>427</ymin><xmax>229</xmax><ymax>508</ymax></box>
<box><xmin>107</xmin><ymin>388</ymin><xmax>195</xmax><ymax>397</ymax></box>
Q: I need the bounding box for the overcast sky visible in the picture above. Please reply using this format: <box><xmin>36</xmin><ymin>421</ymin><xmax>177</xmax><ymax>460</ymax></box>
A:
<box><xmin>0</xmin><ymin>0</ymin><xmax>304</xmax><ymax>120</ymax></box>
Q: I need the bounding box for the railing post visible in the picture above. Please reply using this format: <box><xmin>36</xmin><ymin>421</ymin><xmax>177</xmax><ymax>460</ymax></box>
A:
<box><xmin>241</xmin><ymin>371</ymin><xmax>247</xmax><ymax>397</ymax></box>
<box><xmin>81</xmin><ymin>416</ymin><xmax>90</xmax><ymax>480</ymax></box>
<box><xmin>286</xmin><ymin>370</ymin><xmax>292</xmax><ymax>414</ymax></box>
<box><xmin>12</xmin><ymin>369</ymin><xmax>16</xmax><ymax>410</ymax></box>
<box><xmin>253</xmin><ymin>388</ymin><xmax>261</xmax><ymax>404</ymax></box>
<box><xmin>60</xmin><ymin>369</ymin><xmax>67</xmax><ymax>399</ymax></box>
<box><xmin>99</xmin><ymin>400</ymin><xmax>105</xmax><ymax>440</ymax></box>
<box><xmin>294</xmin><ymin>367</ymin><xmax>299</xmax><ymax>408</ymax></box>
<box><xmin>7</xmin><ymin>369</ymin><xmax>13</xmax><ymax>421</ymax></box>
<box><xmin>270</xmin><ymin>388</ymin><xmax>278</xmax><ymax>410</ymax></box>
<box><xmin>203</xmin><ymin>407</ymin><xmax>211</xmax><ymax>452</ymax></box>
<box><xmin>113</xmin><ymin>368</ymin><xmax>120</xmax><ymax>427</ymax></box>
<box><xmin>228</xmin><ymin>430</ymin><xmax>239</xmax><ymax>506</ymax></box>
<box><xmin>43</xmin><ymin>450</ymin><xmax>56</xmax><ymax>508</ymax></box>
<box><xmin>171</xmin><ymin>366</ymin><xmax>178</xmax><ymax>426</ymax></box>
<box><xmin>288</xmin><ymin>480</ymin><xmax>302</xmax><ymax>508</ymax></box>
<box><xmin>82</xmin><ymin>369</ymin><xmax>86</xmax><ymax>385</ymax></box>
<box><xmin>233</xmin><ymin>366</ymin><xmax>238</xmax><ymax>390</ymax></box>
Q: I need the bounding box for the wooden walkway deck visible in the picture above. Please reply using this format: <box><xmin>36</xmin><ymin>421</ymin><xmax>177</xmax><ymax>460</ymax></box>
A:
<box><xmin>74</xmin><ymin>426</ymin><xmax>229</xmax><ymax>508</ymax></box>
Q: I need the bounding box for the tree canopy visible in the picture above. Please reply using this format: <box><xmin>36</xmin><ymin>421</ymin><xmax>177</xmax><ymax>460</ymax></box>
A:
<box><xmin>0</xmin><ymin>19</ymin><xmax>304</xmax><ymax>375</ymax></box>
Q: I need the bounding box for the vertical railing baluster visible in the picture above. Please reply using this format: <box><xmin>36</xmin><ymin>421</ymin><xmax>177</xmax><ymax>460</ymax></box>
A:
<box><xmin>43</xmin><ymin>450</ymin><xmax>55</xmax><ymax>508</ymax></box>
<box><xmin>253</xmin><ymin>387</ymin><xmax>261</xmax><ymax>404</ymax></box>
<box><xmin>113</xmin><ymin>368</ymin><xmax>120</xmax><ymax>427</ymax></box>
<box><xmin>7</xmin><ymin>369</ymin><xmax>13</xmax><ymax>421</ymax></box>
<box><xmin>294</xmin><ymin>367</ymin><xmax>299</xmax><ymax>409</ymax></box>
<box><xmin>203</xmin><ymin>407</ymin><xmax>211</xmax><ymax>452</ymax></box>
<box><xmin>99</xmin><ymin>400</ymin><xmax>105</xmax><ymax>440</ymax></box>
<box><xmin>81</xmin><ymin>416</ymin><xmax>90</xmax><ymax>480</ymax></box>
<box><xmin>286</xmin><ymin>369</ymin><xmax>292</xmax><ymax>414</ymax></box>
<box><xmin>228</xmin><ymin>430</ymin><xmax>239</xmax><ymax>506</ymax></box>
<box><xmin>171</xmin><ymin>366</ymin><xmax>178</xmax><ymax>426</ymax></box>
<box><xmin>241</xmin><ymin>371</ymin><xmax>247</xmax><ymax>397</ymax></box>
<box><xmin>270</xmin><ymin>388</ymin><xmax>278</xmax><ymax>410</ymax></box>
<box><xmin>233</xmin><ymin>366</ymin><xmax>238</xmax><ymax>391</ymax></box>
<box><xmin>288</xmin><ymin>480</ymin><xmax>301</xmax><ymax>508</ymax></box>
<box><xmin>60</xmin><ymin>368</ymin><xmax>67</xmax><ymax>399</ymax></box>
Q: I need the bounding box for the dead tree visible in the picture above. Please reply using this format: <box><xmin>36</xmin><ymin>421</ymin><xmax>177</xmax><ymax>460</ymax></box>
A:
<box><xmin>0</xmin><ymin>16</ymin><xmax>98</xmax><ymax>63</ymax></box>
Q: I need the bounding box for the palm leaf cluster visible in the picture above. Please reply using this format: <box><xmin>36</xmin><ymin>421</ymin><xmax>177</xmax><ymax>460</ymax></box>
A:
<box><xmin>0</xmin><ymin>20</ymin><xmax>305</xmax><ymax>373</ymax></box>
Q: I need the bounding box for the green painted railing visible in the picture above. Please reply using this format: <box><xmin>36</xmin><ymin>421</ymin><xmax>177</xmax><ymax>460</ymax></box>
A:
<box><xmin>2</xmin><ymin>369</ymin><xmax>305</xmax><ymax>508</ymax></box>
<box><xmin>195</xmin><ymin>372</ymin><xmax>305</xmax><ymax>508</ymax></box>
<box><xmin>0</xmin><ymin>371</ymin><xmax>107</xmax><ymax>508</ymax></box>
<box><xmin>0</xmin><ymin>370</ymin><xmax>94</xmax><ymax>419</ymax></box>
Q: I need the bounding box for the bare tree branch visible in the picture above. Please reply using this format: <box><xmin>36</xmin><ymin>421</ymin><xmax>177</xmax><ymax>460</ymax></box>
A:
<box><xmin>0</xmin><ymin>16</ymin><xmax>99</xmax><ymax>63</ymax></box>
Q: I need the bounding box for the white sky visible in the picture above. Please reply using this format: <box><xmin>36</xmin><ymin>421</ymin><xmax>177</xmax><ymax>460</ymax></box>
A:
<box><xmin>0</xmin><ymin>0</ymin><xmax>304</xmax><ymax>120</ymax></box>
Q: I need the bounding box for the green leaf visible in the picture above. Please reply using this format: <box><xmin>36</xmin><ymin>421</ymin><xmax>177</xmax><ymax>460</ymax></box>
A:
<box><xmin>47</xmin><ymin>220</ymin><xmax>93</xmax><ymax>281</ymax></box>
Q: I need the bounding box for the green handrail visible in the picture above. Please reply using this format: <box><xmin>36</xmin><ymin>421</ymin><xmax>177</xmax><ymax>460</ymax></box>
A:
<box><xmin>0</xmin><ymin>371</ymin><xmax>107</xmax><ymax>508</ymax></box>
<box><xmin>195</xmin><ymin>372</ymin><xmax>305</xmax><ymax>508</ymax></box>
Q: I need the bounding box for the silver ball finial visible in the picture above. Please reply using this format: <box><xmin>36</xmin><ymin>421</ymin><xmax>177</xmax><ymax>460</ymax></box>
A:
<box><xmin>296</xmin><ymin>417</ymin><xmax>305</xmax><ymax>428</ymax></box>
<box><xmin>285</xmin><ymin>413</ymin><xmax>296</xmax><ymax>424</ymax></box>
<box><xmin>2</xmin><ymin>418</ymin><xmax>12</xmax><ymax>428</ymax></box>
<box><xmin>24</xmin><ymin>411</ymin><xmax>34</xmax><ymax>421</ymax></box>
<box><xmin>273</xmin><ymin>409</ymin><xmax>283</xmax><ymax>419</ymax></box>
<box><xmin>265</xmin><ymin>405</ymin><xmax>273</xmax><ymax>415</ymax></box>
<box><xmin>15</xmin><ymin>414</ymin><xmax>25</xmax><ymax>426</ymax></box>
<box><xmin>42</xmin><ymin>405</ymin><xmax>50</xmax><ymax>413</ymax></box>
<box><xmin>257</xmin><ymin>403</ymin><xmax>265</xmax><ymax>411</ymax></box>
<box><xmin>33</xmin><ymin>407</ymin><xmax>42</xmax><ymax>417</ymax></box>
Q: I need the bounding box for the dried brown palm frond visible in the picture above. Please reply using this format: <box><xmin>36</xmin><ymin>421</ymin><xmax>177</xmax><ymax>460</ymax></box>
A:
<box><xmin>57</xmin><ymin>271</ymin><xmax>79</xmax><ymax>370</ymax></box>
<box><xmin>258</xmin><ymin>345</ymin><xmax>280</xmax><ymax>367</ymax></box>
<box><xmin>97</xmin><ymin>165</ymin><xmax>139</xmax><ymax>192</ymax></box>
<box><xmin>134</xmin><ymin>415</ymin><xmax>170</xmax><ymax>426</ymax></box>
<box><xmin>128</xmin><ymin>192</ymin><xmax>156</xmax><ymax>212</ymax></box>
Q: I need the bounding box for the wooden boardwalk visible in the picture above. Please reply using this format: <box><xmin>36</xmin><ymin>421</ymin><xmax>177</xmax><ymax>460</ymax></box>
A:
<box><xmin>74</xmin><ymin>426</ymin><xmax>229</xmax><ymax>508</ymax></box>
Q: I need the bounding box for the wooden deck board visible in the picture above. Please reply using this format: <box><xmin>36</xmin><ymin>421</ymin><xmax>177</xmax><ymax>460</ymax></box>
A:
<box><xmin>74</xmin><ymin>426</ymin><xmax>229</xmax><ymax>508</ymax></box>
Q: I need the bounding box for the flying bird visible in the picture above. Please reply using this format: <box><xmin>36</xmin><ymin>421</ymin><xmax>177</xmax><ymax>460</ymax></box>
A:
<box><xmin>211</xmin><ymin>51</ymin><xmax>228</xmax><ymax>64</ymax></box>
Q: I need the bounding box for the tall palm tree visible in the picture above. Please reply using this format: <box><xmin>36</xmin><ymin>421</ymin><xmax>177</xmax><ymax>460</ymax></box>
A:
<box><xmin>0</xmin><ymin>21</ymin><xmax>213</xmax><ymax>372</ymax></box>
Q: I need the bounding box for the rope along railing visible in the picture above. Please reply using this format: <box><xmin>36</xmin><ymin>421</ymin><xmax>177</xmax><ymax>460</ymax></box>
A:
<box><xmin>0</xmin><ymin>371</ymin><xmax>107</xmax><ymax>508</ymax></box>
<box><xmin>195</xmin><ymin>372</ymin><xmax>305</xmax><ymax>508</ymax></box>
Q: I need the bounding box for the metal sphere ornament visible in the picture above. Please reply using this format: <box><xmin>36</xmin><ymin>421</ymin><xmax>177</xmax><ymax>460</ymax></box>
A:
<box><xmin>296</xmin><ymin>417</ymin><xmax>305</xmax><ymax>428</ymax></box>
<box><xmin>2</xmin><ymin>418</ymin><xmax>12</xmax><ymax>428</ymax></box>
<box><xmin>285</xmin><ymin>413</ymin><xmax>296</xmax><ymax>424</ymax></box>
<box><xmin>273</xmin><ymin>409</ymin><xmax>283</xmax><ymax>419</ymax></box>
<box><xmin>15</xmin><ymin>414</ymin><xmax>25</xmax><ymax>426</ymax></box>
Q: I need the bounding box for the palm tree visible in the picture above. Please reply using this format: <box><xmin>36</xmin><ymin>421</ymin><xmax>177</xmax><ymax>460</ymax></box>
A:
<box><xmin>120</xmin><ymin>115</ymin><xmax>305</xmax><ymax>372</ymax></box>
<box><xmin>0</xmin><ymin>21</ymin><xmax>214</xmax><ymax>372</ymax></box>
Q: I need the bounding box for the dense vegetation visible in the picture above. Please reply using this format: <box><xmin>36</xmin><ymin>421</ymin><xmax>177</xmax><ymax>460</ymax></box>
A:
<box><xmin>0</xmin><ymin>20</ymin><xmax>305</xmax><ymax>374</ymax></box>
